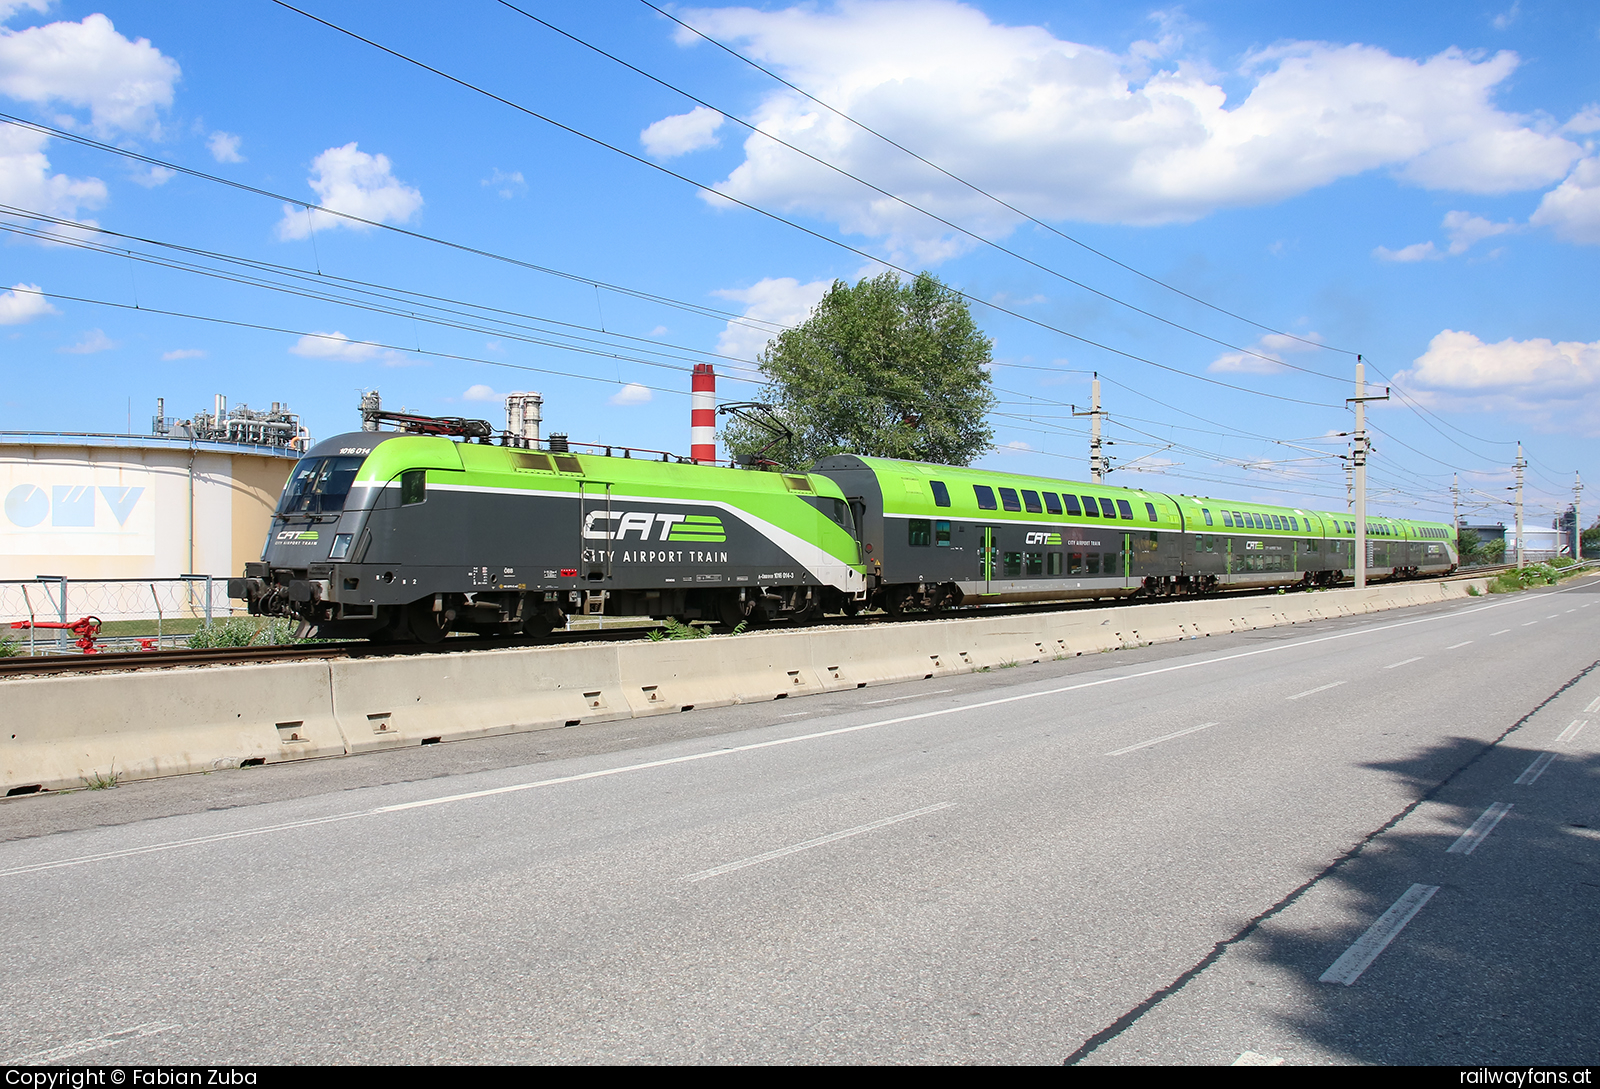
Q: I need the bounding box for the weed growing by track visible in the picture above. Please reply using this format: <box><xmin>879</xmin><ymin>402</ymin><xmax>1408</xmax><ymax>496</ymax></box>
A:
<box><xmin>0</xmin><ymin>634</ymin><xmax>18</xmax><ymax>657</ymax></box>
<box><xmin>1488</xmin><ymin>559</ymin><xmax>1578</xmax><ymax>593</ymax></box>
<box><xmin>186</xmin><ymin>617</ymin><xmax>309</xmax><ymax>648</ymax></box>
<box><xmin>80</xmin><ymin>762</ymin><xmax>119</xmax><ymax>790</ymax></box>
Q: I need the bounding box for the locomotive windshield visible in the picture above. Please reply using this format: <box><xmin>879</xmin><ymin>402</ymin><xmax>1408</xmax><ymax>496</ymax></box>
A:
<box><xmin>276</xmin><ymin>456</ymin><xmax>366</xmax><ymax>515</ymax></box>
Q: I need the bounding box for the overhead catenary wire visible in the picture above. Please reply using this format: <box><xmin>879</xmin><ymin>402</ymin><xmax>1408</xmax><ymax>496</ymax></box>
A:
<box><xmin>498</xmin><ymin>0</ymin><xmax>1348</xmax><ymax>382</ymax></box>
<box><xmin>636</xmin><ymin>0</ymin><xmax>1354</xmax><ymax>359</ymax></box>
<box><xmin>261</xmin><ymin>0</ymin><xmax>1343</xmax><ymax>411</ymax></box>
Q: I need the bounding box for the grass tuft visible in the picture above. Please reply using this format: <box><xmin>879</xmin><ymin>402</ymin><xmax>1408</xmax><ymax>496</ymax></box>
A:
<box><xmin>186</xmin><ymin>617</ymin><xmax>308</xmax><ymax>648</ymax></box>
<box><xmin>81</xmin><ymin>762</ymin><xmax>119</xmax><ymax>790</ymax></box>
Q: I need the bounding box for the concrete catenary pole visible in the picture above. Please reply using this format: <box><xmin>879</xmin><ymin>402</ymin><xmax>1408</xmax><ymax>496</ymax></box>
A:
<box><xmin>1575</xmin><ymin>472</ymin><xmax>1584</xmax><ymax>561</ymax></box>
<box><xmin>1072</xmin><ymin>373</ymin><xmax>1107</xmax><ymax>483</ymax></box>
<box><xmin>1354</xmin><ymin>359</ymin><xmax>1367</xmax><ymax>589</ymax></box>
<box><xmin>691</xmin><ymin>363</ymin><xmax>717</xmax><ymax>464</ymax></box>
<box><xmin>1514</xmin><ymin>442</ymin><xmax>1526</xmax><ymax>568</ymax></box>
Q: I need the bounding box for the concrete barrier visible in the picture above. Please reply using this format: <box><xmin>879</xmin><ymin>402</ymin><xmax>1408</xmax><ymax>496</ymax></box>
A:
<box><xmin>0</xmin><ymin>576</ymin><xmax>1497</xmax><ymax>794</ymax></box>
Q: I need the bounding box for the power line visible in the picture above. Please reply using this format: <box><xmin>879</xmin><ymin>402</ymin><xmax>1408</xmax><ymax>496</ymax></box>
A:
<box><xmin>500</xmin><ymin>0</ymin><xmax>1347</xmax><ymax>383</ymax></box>
<box><xmin>637</xmin><ymin>0</ymin><xmax>1355</xmax><ymax>359</ymax></box>
<box><xmin>262</xmin><ymin>1</ymin><xmax>1343</xmax><ymax>411</ymax></box>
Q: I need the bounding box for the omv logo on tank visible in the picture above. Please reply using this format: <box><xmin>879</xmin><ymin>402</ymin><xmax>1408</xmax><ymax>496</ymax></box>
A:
<box><xmin>5</xmin><ymin>484</ymin><xmax>144</xmax><ymax>527</ymax></box>
<box><xmin>1</xmin><ymin>466</ymin><xmax>156</xmax><ymax>555</ymax></box>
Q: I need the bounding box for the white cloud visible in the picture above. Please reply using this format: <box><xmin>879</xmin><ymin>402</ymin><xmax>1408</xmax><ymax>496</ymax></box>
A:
<box><xmin>1397</xmin><ymin>329</ymin><xmax>1600</xmax><ymax>434</ymax></box>
<box><xmin>1530</xmin><ymin>156</ymin><xmax>1600</xmax><ymax>244</ymax></box>
<box><xmin>161</xmin><ymin>348</ymin><xmax>205</xmax><ymax>360</ymax></box>
<box><xmin>288</xmin><ymin>330</ymin><xmax>409</xmax><ymax>366</ymax></box>
<box><xmin>711</xmin><ymin>276</ymin><xmax>831</xmax><ymax>360</ymax></box>
<box><xmin>275</xmin><ymin>143</ymin><xmax>423</xmax><ymax>240</ymax></box>
<box><xmin>1491</xmin><ymin>2</ymin><xmax>1520</xmax><ymax>31</ymax></box>
<box><xmin>0</xmin><ymin>281</ymin><xmax>55</xmax><ymax>323</ymax></box>
<box><xmin>1374</xmin><ymin>240</ymin><xmax>1441</xmax><ymax>262</ymax></box>
<box><xmin>128</xmin><ymin>164</ymin><xmax>174</xmax><ymax>187</ymax></box>
<box><xmin>1442</xmin><ymin>209</ymin><xmax>1516</xmax><ymax>254</ymax></box>
<box><xmin>207</xmin><ymin>131</ymin><xmax>243</xmax><ymax>163</ymax></box>
<box><xmin>481</xmin><ymin>168</ymin><xmax>525</xmax><ymax>198</ymax></box>
<box><xmin>0</xmin><ymin>3</ymin><xmax>50</xmax><ymax>23</ymax></box>
<box><xmin>58</xmin><ymin>327</ymin><xmax>115</xmax><ymax>354</ymax></box>
<box><xmin>462</xmin><ymin>383</ymin><xmax>503</xmax><ymax>401</ymax></box>
<box><xmin>0</xmin><ymin>13</ymin><xmax>180</xmax><ymax>136</ymax></box>
<box><xmin>641</xmin><ymin>105</ymin><xmax>726</xmax><ymax>158</ymax></box>
<box><xmin>676</xmin><ymin>2</ymin><xmax>1583</xmax><ymax>258</ymax></box>
<box><xmin>1209</xmin><ymin>330</ymin><xmax>1325</xmax><ymax>373</ymax></box>
<box><xmin>609</xmin><ymin>382</ymin><xmax>654</xmax><ymax>405</ymax></box>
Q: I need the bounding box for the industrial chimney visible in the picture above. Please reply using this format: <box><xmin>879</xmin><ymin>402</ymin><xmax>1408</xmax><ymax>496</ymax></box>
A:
<box><xmin>506</xmin><ymin>391</ymin><xmax>543</xmax><ymax>447</ymax></box>
<box><xmin>691</xmin><ymin>363</ymin><xmax>716</xmax><ymax>464</ymax></box>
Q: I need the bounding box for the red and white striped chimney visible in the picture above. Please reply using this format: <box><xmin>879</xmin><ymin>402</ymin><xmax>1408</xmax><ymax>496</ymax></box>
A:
<box><xmin>691</xmin><ymin>363</ymin><xmax>716</xmax><ymax>464</ymax></box>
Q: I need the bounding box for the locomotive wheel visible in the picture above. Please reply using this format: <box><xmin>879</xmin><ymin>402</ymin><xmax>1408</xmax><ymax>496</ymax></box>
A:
<box><xmin>406</xmin><ymin>597</ymin><xmax>452</xmax><ymax>644</ymax></box>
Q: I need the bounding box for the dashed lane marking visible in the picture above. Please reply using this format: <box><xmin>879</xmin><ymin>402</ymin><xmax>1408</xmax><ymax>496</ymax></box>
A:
<box><xmin>1447</xmin><ymin>802</ymin><xmax>1513</xmax><ymax>855</ymax></box>
<box><xmin>1385</xmin><ymin>656</ymin><xmax>1424</xmax><ymax>669</ymax></box>
<box><xmin>1586</xmin><ymin>697</ymin><xmax>1600</xmax><ymax>713</ymax></box>
<box><xmin>1233</xmin><ymin>1052</ymin><xmax>1285</xmax><ymax>1066</ymax></box>
<box><xmin>12</xmin><ymin>1021</ymin><xmax>179</xmax><ymax>1064</ymax></box>
<box><xmin>1555</xmin><ymin>720</ymin><xmax>1587</xmax><ymax>745</ymax></box>
<box><xmin>683</xmin><ymin>802</ymin><xmax>955</xmax><ymax>882</ymax></box>
<box><xmin>1447</xmin><ymin>641</ymin><xmax>1473</xmax><ymax>649</ymax></box>
<box><xmin>1514</xmin><ymin>752</ymin><xmax>1556</xmax><ymax>786</ymax></box>
<box><xmin>1319</xmin><ymin>884</ymin><xmax>1439</xmax><ymax>986</ymax></box>
<box><xmin>1106</xmin><ymin>722</ymin><xmax>1218</xmax><ymax>757</ymax></box>
<box><xmin>1490</xmin><ymin>629</ymin><xmax>1511</xmax><ymax>636</ymax></box>
<box><xmin>1287</xmin><ymin>681</ymin><xmax>1346</xmax><ymax>701</ymax></box>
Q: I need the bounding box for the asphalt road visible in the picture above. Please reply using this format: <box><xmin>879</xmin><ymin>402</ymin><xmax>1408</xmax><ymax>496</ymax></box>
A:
<box><xmin>2</xmin><ymin>579</ymin><xmax>1597</xmax><ymax>1065</ymax></box>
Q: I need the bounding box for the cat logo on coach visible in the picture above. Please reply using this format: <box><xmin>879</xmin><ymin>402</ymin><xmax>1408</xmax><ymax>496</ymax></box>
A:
<box><xmin>1025</xmin><ymin>532</ymin><xmax>1063</xmax><ymax>545</ymax></box>
<box><xmin>582</xmin><ymin>511</ymin><xmax>726</xmax><ymax>543</ymax></box>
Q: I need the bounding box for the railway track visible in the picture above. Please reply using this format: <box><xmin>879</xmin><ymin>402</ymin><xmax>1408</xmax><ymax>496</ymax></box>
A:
<box><xmin>0</xmin><ymin>568</ymin><xmax>1536</xmax><ymax>679</ymax></box>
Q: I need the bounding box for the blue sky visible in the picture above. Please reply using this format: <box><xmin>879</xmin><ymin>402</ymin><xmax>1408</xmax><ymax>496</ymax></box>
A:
<box><xmin>1</xmin><ymin>0</ymin><xmax>1596</xmax><ymax>529</ymax></box>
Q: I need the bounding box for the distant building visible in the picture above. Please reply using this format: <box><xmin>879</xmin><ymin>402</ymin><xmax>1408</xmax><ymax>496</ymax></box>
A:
<box><xmin>0</xmin><ymin>397</ymin><xmax>304</xmax><ymax>581</ymax></box>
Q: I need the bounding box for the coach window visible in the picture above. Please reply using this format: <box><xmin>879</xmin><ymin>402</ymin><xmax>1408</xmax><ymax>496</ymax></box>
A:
<box><xmin>930</xmin><ymin>480</ymin><xmax>951</xmax><ymax>507</ymax></box>
<box><xmin>1070</xmin><ymin>552</ymin><xmax>1085</xmax><ymax>574</ymax></box>
<box><xmin>935</xmin><ymin>520</ymin><xmax>951</xmax><ymax>546</ymax></box>
<box><xmin>1117</xmin><ymin>499</ymin><xmax>1134</xmax><ymax>520</ymax></box>
<box><xmin>1000</xmin><ymin>487</ymin><xmax>1022</xmax><ymax>512</ymax></box>
<box><xmin>1221</xmin><ymin>511</ymin><xmax>1233</xmax><ymax>527</ymax></box>
<box><xmin>1083</xmin><ymin>552</ymin><xmax>1098</xmax><ymax>574</ymax></box>
<box><xmin>1023</xmin><ymin>490</ymin><xmax>1043</xmax><ymax>514</ymax></box>
<box><xmin>1202</xmin><ymin>508</ymin><xmax>1214</xmax><ymax>526</ymax></box>
<box><xmin>1291</xmin><ymin>516</ymin><xmax>1299</xmax><ymax>531</ymax></box>
<box><xmin>1195</xmin><ymin>535</ymin><xmax>1204</xmax><ymax>553</ymax></box>
<box><xmin>1026</xmin><ymin>552</ymin><xmax>1043</xmax><ymax>576</ymax></box>
<box><xmin>1004</xmin><ymin>551</ymin><xmax>1022</xmax><ymax>577</ymax></box>
<box><xmin>1206</xmin><ymin>535</ymin><xmax>1215</xmax><ymax>553</ymax></box>
<box><xmin>1063</xmin><ymin>494</ymin><xmax>1082</xmax><ymax>516</ymax></box>
<box><xmin>974</xmin><ymin>485</ymin><xmax>997</xmax><ymax>510</ymax></box>
<box><xmin>909</xmin><ymin>519</ymin><xmax>931</xmax><ymax>547</ymax></box>
<box><xmin>1080</xmin><ymin>496</ymin><xmax>1099</xmax><ymax>516</ymax></box>
<box><xmin>400</xmin><ymin>469</ymin><xmax>426</xmax><ymax>506</ymax></box>
<box><xmin>1043</xmin><ymin>492</ymin><xmax>1062</xmax><ymax>515</ymax></box>
<box><xmin>1145</xmin><ymin>502</ymin><xmax>1158</xmax><ymax>522</ymax></box>
<box><xmin>1048</xmin><ymin>552</ymin><xmax>1063</xmax><ymax>575</ymax></box>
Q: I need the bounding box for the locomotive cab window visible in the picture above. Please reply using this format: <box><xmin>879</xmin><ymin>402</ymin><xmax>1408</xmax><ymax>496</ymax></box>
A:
<box><xmin>974</xmin><ymin>485</ymin><xmax>997</xmax><ymax>510</ymax></box>
<box><xmin>400</xmin><ymin>469</ymin><xmax>427</xmax><ymax>506</ymax></box>
<box><xmin>930</xmin><ymin>480</ymin><xmax>951</xmax><ymax>507</ymax></box>
<box><xmin>276</xmin><ymin>456</ymin><xmax>366</xmax><ymax>515</ymax></box>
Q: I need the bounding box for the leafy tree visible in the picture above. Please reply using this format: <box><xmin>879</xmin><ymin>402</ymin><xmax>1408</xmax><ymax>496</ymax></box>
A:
<box><xmin>1455</xmin><ymin>527</ymin><xmax>1481</xmax><ymax>563</ymax></box>
<box><xmin>722</xmin><ymin>272</ymin><xmax>995</xmax><ymax>471</ymax></box>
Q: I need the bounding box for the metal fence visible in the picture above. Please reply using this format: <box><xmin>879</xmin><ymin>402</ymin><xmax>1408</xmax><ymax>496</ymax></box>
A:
<box><xmin>0</xmin><ymin>575</ymin><xmax>240</xmax><ymax>653</ymax></box>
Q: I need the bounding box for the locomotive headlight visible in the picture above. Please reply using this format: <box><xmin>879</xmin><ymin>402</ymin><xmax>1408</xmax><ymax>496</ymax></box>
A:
<box><xmin>329</xmin><ymin>532</ymin><xmax>353</xmax><ymax>559</ymax></box>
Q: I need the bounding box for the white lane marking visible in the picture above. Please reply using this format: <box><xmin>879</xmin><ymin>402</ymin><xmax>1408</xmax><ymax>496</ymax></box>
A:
<box><xmin>865</xmin><ymin>689</ymin><xmax>953</xmax><ymax>705</ymax></box>
<box><xmin>1522</xmin><ymin>621</ymin><xmax>1538</xmax><ymax>627</ymax></box>
<box><xmin>1287</xmin><ymin>680</ymin><xmax>1346</xmax><ymax>701</ymax></box>
<box><xmin>683</xmin><ymin>802</ymin><xmax>955</xmax><ymax>882</ymax></box>
<box><xmin>1555</xmin><ymin>720</ymin><xmax>1587</xmax><ymax>745</ymax></box>
<box><xmin>1384</xmin><ymin>656</ymin><xmax>1424</xmax><ymax>669</ymax></box>
<box><xmin>1106</xmin><ymin>722</ymin><xmax>1217</xmax><ymax>757</ymax></box>
<box><xmin>1446</xmin><ymin>802</ymin><xmax>1514</xmax><ymax>855</ymax></box>
<box><xmin>779</xmin><ymin>711</ymin><xmax>811</xmax><ymax>717</ymax></box>
<box><xmin>14</xmin><ymin>1021</ymin><xmax>179</xmax><ymax>1063</ymax></box>
<box><xmin>1490</xmin><ymin>629</ymin><xmax>1510</xmax><ymax>636</ymax></box>
<box><xmin>1514</xmin><ymin>752</ymin><xmax>1557</xmax><ymax>786</ymax></box>
<box><xmin>1447</xmin><ymin>641</ymin><xmax>1473</xmax><ymax>649</ymax></box>
<box><xmin>1566</xmin><ymin>609</ymin><xmax>1576</xmax><ymax>614</ymax></box>
<box><xmin>1548</xmin><ymin>614</ymin><xmax>1560</xmax><ymax>619</ymax></box>
<box><xmin>1319</xmin><ymin>884</ymin><xmax>1439</xmax><ymax>986</ymax></box>
<box><xmin>0</xmin><ymin>594</ymin><xmax>1539</xmax><ymax>878</ymax></box>
<box><xmin>1232</xmin><ymin>1051</ymin><xmax>1285</xmax><ymax>1067</ymax></box>
<box><xmin>1586</xmin><ymin>697</ymin><xmax>1600</xmax><ymax>714</ymax></box>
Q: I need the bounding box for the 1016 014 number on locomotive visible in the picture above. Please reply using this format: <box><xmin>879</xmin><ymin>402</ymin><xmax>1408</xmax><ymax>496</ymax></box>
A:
<box><xmin>229</xmin><ymin>431</ymin><xmax>1457</xmax><ymax>642</ymax></box>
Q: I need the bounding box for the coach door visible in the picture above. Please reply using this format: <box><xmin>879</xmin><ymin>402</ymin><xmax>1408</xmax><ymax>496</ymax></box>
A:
<box><xmin>981</xmin><ymin>525</ymin><xmax>997</xmax><ymax>590</ymax></box>
<box><xmin>578</xmin><ymin>479</ymin><xmax>614</xmax><ymax>584</ymax></box>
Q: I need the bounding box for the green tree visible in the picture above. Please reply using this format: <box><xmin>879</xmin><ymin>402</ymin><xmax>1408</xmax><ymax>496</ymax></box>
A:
<box><xmin>1456</xmin><ymin>527</ymin><xmax>1481</xmax><ymax>563</ymax></box>
<box><xmin>723</xmin><ymin>272</ymin><xmax>995</xmax><ymax>471</ymax></box>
